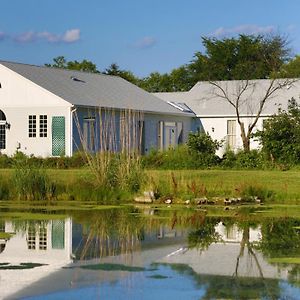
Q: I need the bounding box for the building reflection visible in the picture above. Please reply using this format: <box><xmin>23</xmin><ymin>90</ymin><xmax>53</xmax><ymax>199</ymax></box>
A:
<box><xmin>0</xmin><ymin>219</ymin><xmax>72</xmax><ymax>265</ymax></box>
<box><xmin>0</xmin><ymin>218</ymin><xmax>72</xmax><ymax>300</ymax></box>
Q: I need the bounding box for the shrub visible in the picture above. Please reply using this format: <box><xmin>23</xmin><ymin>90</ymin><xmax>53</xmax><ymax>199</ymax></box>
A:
<box><xmin>187</xmin><ymin>131</ymin><xmax>221</xmax><ymax>167</ymax></box>
<box><xmin>221</xmin><ymin>149</ymin><xmax>268</xmax><ymax>169</ymax></box>
<box><xmin>143</xmin><ymin>145</ymin><xmax>220</xmax><ymax>170</ymax></box>
<box><xmin>255</xmin><ymin>98</ymin><xmax>300</xmax><ymax>166</ymax></box>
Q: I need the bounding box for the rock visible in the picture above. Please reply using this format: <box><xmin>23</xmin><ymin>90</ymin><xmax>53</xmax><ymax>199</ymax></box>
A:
<box><xmin>143</xmin><ymin>190</ymin><xmax>155</xmax><ymax>200</ymax></box>
<box><xmin>164</xmin><ymin>199</ymin><xmax>172</xmax><ymax>204</ymax></box>
<box><xmin>134</xmin><ymin>196</ymin><xmax>153</xmax><ymax>203</ymax></box>
<box><xmin>195</xmin><ymin>197</ymin><xmax>208</xmax><ymax>205</ymax></box>
<box><xmin>224</xmin><ymin>198</ymin><xmax>231</xmax><ymax>205</ymax></box>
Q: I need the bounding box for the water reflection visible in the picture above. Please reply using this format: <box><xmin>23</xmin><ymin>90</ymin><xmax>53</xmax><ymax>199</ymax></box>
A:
<box><xmin>0</xmin><ymin>218</ymin><xmax>72</xmax><ymax>299</ymax></box>
<box><xmin>0</xmin><ymin>207</ymin><xmax>300</xmax><ymax>299</ymax></box>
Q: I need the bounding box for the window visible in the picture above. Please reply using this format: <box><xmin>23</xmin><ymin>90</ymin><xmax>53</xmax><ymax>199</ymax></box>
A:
<box><xmin>39</xmin><ymin>115</ymin><xmax>47</xmax><ymax>137</ymax></box>
<box><xmin>227</xmin><ymin>120</ymin><xmax>236</xmax><ymax>149</ymax></box>
<box><xmin>27</xmin><ymin>226</ymin><xmax>36</xmax><ymax>250</ymax></box>
<box><xmin>0</xmin><ymin>125</ymin><xmax>5</xmax><ymax>149</ymax></box>
<box><xmin>39</xmin><ymin>226</ymin><xmax>47</xmax><ymax>250</ymax></box>
<box><xmin>29</xmin><ymin>115</ymin><xmax>36</xmax><ymax>137</ymax></box>
<box><xmin>83</xmin><ymin>118</ymin><xmax>96</xmax><ymax>151</ymax></box>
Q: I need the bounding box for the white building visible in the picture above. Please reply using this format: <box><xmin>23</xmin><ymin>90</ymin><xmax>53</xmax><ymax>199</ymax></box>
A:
<box><xmin>0</xmin><ymin>61</ymin><xmax>197</xmax><ymax>157</ymax></box>
<box><xmin>155</xmin><ymin>79</ymin><xmax>299</xmax><ymax>155</ymax></box>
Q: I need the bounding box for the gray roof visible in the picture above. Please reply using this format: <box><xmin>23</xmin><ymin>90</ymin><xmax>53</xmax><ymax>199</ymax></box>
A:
<box><xmin>155</xmin><ymin>79</ymin><xmax>300</xmax><ymax>117</ymax></box>
<box><xmin>0</xmin><ymin>60</ymin><xmax>191</xmax><ymax>116</ymax></box>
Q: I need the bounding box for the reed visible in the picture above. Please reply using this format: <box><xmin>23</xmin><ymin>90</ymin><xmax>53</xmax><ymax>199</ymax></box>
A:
<box><xmin>74</xmin><ymin>108</ymin><xmax>145</xmax><ymax>197</ymax></box>
<box><xmin>13</xmin><ymin>158</ymin><xmax>56</xmax><ymax>201</ymax></box>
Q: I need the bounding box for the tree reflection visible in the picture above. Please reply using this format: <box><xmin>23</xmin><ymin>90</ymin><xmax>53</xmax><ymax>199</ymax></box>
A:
<box><xmin>257</xmin><ymin>218</ymin><xmax>300</xmax><ymax>288</ymax></box>
<box><xmin>187</xmin><ymin>217</ymin><xmax>221</xmax><ymax>252</ymax></box>
<box><xmin>73</xmin><ymin>208</ymin><xmax>145</xmax><ymax>259</ymax></box>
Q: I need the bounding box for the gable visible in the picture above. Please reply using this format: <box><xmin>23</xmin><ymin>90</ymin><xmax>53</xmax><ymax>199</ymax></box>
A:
<box><xmin>0</xmin><ymin>64</ymin><xmax>71</xmax><ymax>108</ymax></box>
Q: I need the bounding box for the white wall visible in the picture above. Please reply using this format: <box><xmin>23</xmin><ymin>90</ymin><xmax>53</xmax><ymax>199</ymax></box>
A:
<box><xmin>200</xmin><ymin>116</ymin><xmax>266</xmax><ymax>156</ymax></box>
<box><xmin>0</xmin><ymin>64</ymin><xmax>72</xmax><ymax>157</ymax></box>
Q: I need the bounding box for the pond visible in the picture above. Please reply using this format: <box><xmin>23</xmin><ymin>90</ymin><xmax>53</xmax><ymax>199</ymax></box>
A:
<box><xmin>1</xmin><ymin>204</ymin><xmax>300</xmax><ymax>299</ymax></box>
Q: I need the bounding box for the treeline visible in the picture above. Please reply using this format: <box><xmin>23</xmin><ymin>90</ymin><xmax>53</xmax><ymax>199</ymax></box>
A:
<box><xmin>46</xmin><ymin>34</ymin><xmax>300</xmax><ymax>92</ymax></box>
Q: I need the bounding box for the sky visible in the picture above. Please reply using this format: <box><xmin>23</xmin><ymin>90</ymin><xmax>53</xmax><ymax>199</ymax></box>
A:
<box><xmin>1</xmin><ymin>0</ymin><xmax>300</xmax><ymax>77</ymax></box>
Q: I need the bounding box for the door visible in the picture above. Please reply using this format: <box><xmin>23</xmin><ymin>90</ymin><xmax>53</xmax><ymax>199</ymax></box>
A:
<box><xmin>164</xmin><ymin>122</ymin><xmax>177</xmax><ymax>149</ymax></box>
<box><xmin>52</xmin><ymin>116</ymin><xmax>65</xmax><ymax>156</ymax></box>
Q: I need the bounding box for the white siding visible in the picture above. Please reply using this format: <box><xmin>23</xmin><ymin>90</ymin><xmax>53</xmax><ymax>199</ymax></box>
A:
<box><xmin>200</xmin><ymin>116</ymin><xmax>266</xmax><ymax>156</ymax></box>
<box><xmin>0</xmin><ymin>64</ymin><xmax>72</xmax><ymax>157</ymax></box>
<box><xmin>2</xmin><ymin>107</ymin><xmax>71</xmax><ymax>157</ymax></box>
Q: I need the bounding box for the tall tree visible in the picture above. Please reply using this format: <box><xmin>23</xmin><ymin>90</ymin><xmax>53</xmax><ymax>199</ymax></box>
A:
<box><xmin>46</xmin><ymin>56</ymin><xmax>99</xmax><ymax>73</ymax></box>
<box><xmin>282</xmin><ymin>55</ymin><xmax>300</xmax><ymax>77</ymax></box>
<box><xmin>190</xmin><ymin>34</ymin><xmax>294</xmax><ymax>151</ymax></box>
<box><xmin>103</xmin><ymin>63</ymin><xmax>139</xmax><ymax>84</ymax></box>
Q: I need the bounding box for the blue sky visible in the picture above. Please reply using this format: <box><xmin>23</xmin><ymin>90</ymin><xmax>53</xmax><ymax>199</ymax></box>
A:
<box><xmin>1</xmin><ymin>0</ymin><xmax>300</xmax><ymax>77</ymax></box>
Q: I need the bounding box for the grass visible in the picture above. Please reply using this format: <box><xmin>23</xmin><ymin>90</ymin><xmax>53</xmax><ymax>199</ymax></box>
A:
<box><xmin>268</xmin><ymin>257</ymin><xmax>300</xmax><ymax>264</ymax></box>
<box><xmin>147</xmin><ymin>169</ymin><xmax>300</xmax><ymax>203</ymax></box>
<box><xmin>1</xmin><ymin>169</ymin><xmax>300</xmax><ymax>203</ymax></box>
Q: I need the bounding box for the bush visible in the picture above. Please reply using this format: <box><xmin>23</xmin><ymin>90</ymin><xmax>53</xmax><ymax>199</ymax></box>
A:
<box><xmin>0</xmin><ymin>151</ymin><xmax>87</xmax><ymax>169</ymax></box>
<box><xmin>187</xmin><ymin>131</ymin><xmax>220</xmax><ymax>155</ymax></box>
<box><xmin>221</xmin><ymin>149</ymin><xmax>269</xmax><ymax>169</ymax></box>
<box><xmin>143</xmin><ymin>144</ymin><xmax>220</xmax><ymax>170</ymax></box>
<box><xmin>255</xmin><ymin>98</ymin><xmax>300</xmax><ymax>166</ymax></box>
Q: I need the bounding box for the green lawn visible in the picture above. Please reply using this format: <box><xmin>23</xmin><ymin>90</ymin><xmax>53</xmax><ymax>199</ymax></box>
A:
<box><xmin>1</xmin><ymin>168</ymin><xmax>300</xmax><ymax>203</ymax></box>
<box><xmin>147</xmin><ymin>169</ymin><xmax>300</xmax><ymax>203</ymax></box>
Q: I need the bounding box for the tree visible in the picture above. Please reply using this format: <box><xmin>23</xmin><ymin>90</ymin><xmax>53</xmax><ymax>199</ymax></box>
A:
<box><xmin>189</xmin><ymin>34</ymin><xmax>294</xmax><ymax>151</ymax></box>
<box><xmin>46</xmin><ymin>56</ymin><xmax>99</xmax><ymax>73</ymax></box>
<box><xmin>103</xmin><ymin>63</ymin><xmax>139</xmax><ymax>84</ymax></box>
<box><xmin>139</xmin><ymin>72</ymin><xmax>173</xmax><ymax>92</ymax></box>
<box><xmin>282</xmin><ymin>55</ymin><xmax>300</xmax><ymax>77</ymax></box>
<box><xmin>255</xmin><ymin>98</ymin><xmax>300</xmax><ymax>165</ymax></box>
<box><xmin>45</xmin><ymin>56</ymin><xmax>67</xmax><ymax>69</ymax></box>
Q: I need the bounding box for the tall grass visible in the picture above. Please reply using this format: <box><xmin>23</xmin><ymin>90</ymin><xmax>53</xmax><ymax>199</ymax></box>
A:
<box><xmin>74</xmin><ymin>108</ymin><xmax>145</xmax><ymax>198</ymax></box>
<box><xmin>13</xmin><ymin>157</ymin><xmax>56</xmax><ymax>201</ymax></box>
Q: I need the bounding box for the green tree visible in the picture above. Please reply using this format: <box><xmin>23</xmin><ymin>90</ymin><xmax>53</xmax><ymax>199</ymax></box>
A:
<box><xmin>45</xmin><ymin>56</ymin><xmax>67</xmax><ymax>69</ymax></box>
<box><xmin>46</xmin><ymin>56</ymin><xmax>99</xmax><ymax>73</ymax></box>
<box><xmin>282</xmin><ymin>55</ymin><xmax>300</xmax><ymax>77</ymax></box>
<box><xmin>189</xmin><ymin>34</ymin><xmax>290</xmax><ymax>81</ymax></box>
<box><xmin>139</xmin><ymin>72</ymin><xmax>173</xmax><ymax>92</ymax></box>
<box><xmin>255</xmin><ymin>98</ymin><xmax>300</xmax><ymax>165</ymax></box>
<box><xmin>189</xmin><ymin>34</ymin><xmax>294</xmax><ymax>151</ymax></box>
<box><xmin>103</xmin><ymin>63</ymin><xmax>139</xmax><ymax>84</ymax></box>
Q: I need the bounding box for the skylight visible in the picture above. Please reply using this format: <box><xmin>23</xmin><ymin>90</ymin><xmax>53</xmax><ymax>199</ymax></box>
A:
<box><xmin>167</xmin><ymin>101</ymin><xmax>194</xmax><ymax>113</ymax></box>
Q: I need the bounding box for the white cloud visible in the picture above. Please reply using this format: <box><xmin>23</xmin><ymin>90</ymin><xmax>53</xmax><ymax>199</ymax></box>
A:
<box><xmin>134</xmin><ymin>36</ymin><xmax>157</xmax><ymax>49</ymax></box>
<box><xmin>210</xmin><ymin>24</ymin><xmax>275</xmax><ymax>37</ymax></box>
<box><xmin>12</xmin><ymin>29</ymin><xmax>81</xmax><ymax>44</ymax></box>
<box><xmin>14</xmin><ymin>31</ymin><xmax>36</xmax><ymax>43</ymax></box>
<box><xmin>61</xmin><ymin>29</ymin><xmax>81</xmax><ymax>43</ymax></box>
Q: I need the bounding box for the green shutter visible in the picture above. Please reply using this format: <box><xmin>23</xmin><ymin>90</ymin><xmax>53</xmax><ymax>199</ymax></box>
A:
<box><xmin>52</xmin><ymin>116</ymin><xmax>65</xmax><ymax>156</ymax></box>
<box><xmin>51</xmin><ymin>220</ymin><xmax>65</xmax><ymax>249</ymax></box>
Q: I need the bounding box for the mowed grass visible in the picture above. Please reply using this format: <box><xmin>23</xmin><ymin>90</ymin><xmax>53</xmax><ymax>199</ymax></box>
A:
<box><xmin>1</xmin><ymin>168</ymin><xmax>300</xmax><ymax>203</ymax></box>
<box><xmin>147</xmin><ymin>169</ymin><xmax>300</xmax><ymax>203</ymax></box>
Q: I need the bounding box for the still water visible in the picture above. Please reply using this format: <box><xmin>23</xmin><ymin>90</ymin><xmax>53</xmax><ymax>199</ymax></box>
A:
<box><xmin>1</xmin><ymin>205</ymin><xmax>300</xmax><ymax>299</ymax></box>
